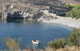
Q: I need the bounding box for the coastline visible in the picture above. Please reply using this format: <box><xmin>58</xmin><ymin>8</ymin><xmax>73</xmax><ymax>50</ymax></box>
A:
<box><xmin>37</xmin><ymin>10</ymin><xmax>80</xmax><ymax>28</ymax></box>
<box><xmin>42</xmin><ymin>17</ymin><xmax>80</xmax><ymax>28</ymax></box>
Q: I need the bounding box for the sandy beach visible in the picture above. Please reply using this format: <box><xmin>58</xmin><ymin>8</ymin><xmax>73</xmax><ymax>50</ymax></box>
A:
<box><xmin>39</xmin><ymin>10</ymin><xmax>80</xmax><ymax>28</ymax></box>
<box><xmin>42</xmin><ymin>17</ymin><xmax>80</xmax><ymax>28</ymax></box>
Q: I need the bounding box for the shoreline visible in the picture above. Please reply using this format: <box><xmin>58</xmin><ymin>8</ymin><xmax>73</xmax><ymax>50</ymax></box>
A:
<box><xmin>41</xmin><ymin>17</ymin><xmax>80</xmax><ymax>28</ymax></box>
<box><xmin>38</xmin><ymin>10</ymin><xmax>80</xmax><ymax>28</ymax></box>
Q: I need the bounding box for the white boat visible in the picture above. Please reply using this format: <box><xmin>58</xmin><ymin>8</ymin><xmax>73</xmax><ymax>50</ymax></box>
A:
<box><xmin>32</xmin><ymin>40</ymin><xmax>40</xmax><ymax>45</ymax></box>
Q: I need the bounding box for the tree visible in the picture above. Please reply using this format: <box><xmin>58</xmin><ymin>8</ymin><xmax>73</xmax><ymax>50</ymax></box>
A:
<box><xmin>66</xmin><ymin>5</ymin><xmax>80</xmax><ymax>19</ymax></box>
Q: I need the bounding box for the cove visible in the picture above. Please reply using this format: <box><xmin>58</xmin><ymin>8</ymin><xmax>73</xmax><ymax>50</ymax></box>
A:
<box><xmin>0</xmin><ymin>20</ymin><xmax>73</xmax><ymax>49</ymax></box>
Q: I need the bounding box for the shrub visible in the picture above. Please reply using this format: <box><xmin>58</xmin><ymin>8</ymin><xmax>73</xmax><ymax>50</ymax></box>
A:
<box><xmin>67</xmin><ymin>28</ymin><xmax>80</xmax><ymax>47</ymax></box>
<box><xmin>66</xmin><ymin>5</ymin><xmax>80</xmax><ymax>19</ymax></box>
<box><xmin>64</xmin><ymin>4</ymin><xmax>75</xmax><ymax>8</ymax></box>
<box><xmin>4</xmin><ymin>38</ymin><xmax>20</xmax><ymax>51</ymax></box>
<box><xmin>48</xmin><ymin>38</ymin><xmax>65</xmax><ymax>49</ymax></box>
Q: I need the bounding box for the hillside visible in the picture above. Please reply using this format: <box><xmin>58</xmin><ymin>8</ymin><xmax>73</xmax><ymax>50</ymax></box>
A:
<box><xmin>59</xmin><ymin>0</ymin><xmax>80</xmax><ymax>5</ymax></box>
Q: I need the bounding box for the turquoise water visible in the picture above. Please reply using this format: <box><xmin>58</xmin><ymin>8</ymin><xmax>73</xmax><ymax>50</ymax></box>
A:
<box><xmin>0</xmin><ymin>20</ymin><xmax>73</xmax><ymax>49</ymax></box>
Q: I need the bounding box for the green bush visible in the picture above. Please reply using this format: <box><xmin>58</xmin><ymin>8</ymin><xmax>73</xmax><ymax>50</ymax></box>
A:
<box><xmin>64</xmin><ymin>4</ymin><xmax>75</xmax><ymax>8</ymax></box>
<box><xmin>67</xmin><ymin>28</ymin><xmax>80</xmax><ymax>47</ymax></box>
<box><xmin>48</xmin><ymin>38</ymin><xmax>65</xmax><ymax>49</ymax></box>
<box><xmin>66</xmin><ymin>5</ymin><xmax>80</xmax><ymax>19</ymax></box>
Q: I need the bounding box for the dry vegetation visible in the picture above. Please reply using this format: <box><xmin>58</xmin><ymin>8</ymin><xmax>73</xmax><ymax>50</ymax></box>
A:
<box><xmin>2</xmin><ymin>37</ymin><xmax>79</xmax><ymax>51</ymax></box>
<box><xmin>45</xmin><ymin>46</ymin><xmax>80</xmax><ymax>51</ymax></box>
